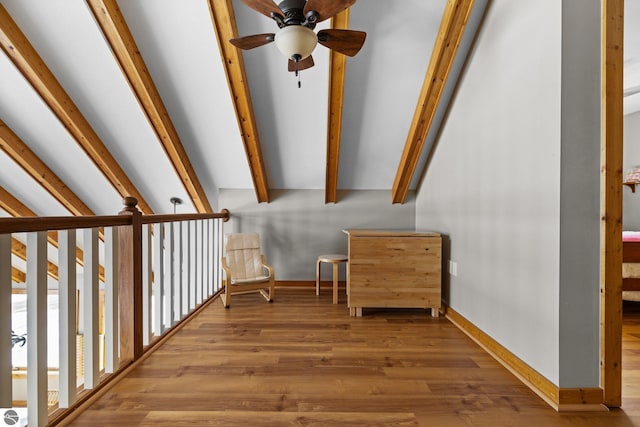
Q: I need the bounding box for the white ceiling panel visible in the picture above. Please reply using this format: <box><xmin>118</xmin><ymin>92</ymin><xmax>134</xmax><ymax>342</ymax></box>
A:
<box><xmin>0</xmin><ymin>151</ymin><xmax>71</xmax><ymax>216</ymax></box>
<box><xmin>1</xmin><ymin>0</ymin><xmax>192</xmax><ymax>213</ymax></box>
<box><xmin>339</xmin><ymin>0</ymin><xmax>448</xmax><ymax>189</ymax></box>
<box><xmin>234</xmin><ymin>0</ymin><xmax>331</xmax><ymax>189</ymax></box>
<box><xmin>117</xmin><ymin>0</ymin><xmax>254</xmax><ymax>204</ymax></box>
<box><xmin>0</xmin><ymin>0</ymin><xmax>488</xmax><ymax>211</ymax></box>
<box><xmin>0</xmin><ymin>50</ymin><xmax>121</xmax><ymax>215</ymax></box>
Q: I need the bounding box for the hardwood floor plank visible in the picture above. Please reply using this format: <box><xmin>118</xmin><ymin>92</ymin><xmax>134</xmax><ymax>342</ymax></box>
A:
<box><xmin>141</xmin><ymin>410</ymin><xmax>419</xmax><ymax>427</ymax></box>
<box><xmin>66</xmin><ymin>289</ymin><xmax>640</xmax><ymax>426</ymax></box>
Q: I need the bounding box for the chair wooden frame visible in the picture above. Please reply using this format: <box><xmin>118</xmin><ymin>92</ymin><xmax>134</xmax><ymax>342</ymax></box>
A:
<box><xmin>220</xmin><ymin>234</ymin><xmax>275</xmax><ymax>308</ymax></box>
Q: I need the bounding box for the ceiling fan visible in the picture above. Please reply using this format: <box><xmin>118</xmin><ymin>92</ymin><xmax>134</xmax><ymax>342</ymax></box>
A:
<box><xmin>230</xmin><ymin>0</ymin><xmax>366</xmax><ymax>86</ymax></box>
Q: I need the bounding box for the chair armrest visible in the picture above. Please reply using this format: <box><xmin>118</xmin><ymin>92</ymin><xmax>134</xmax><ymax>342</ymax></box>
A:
<box><xmin>261</xmin><ymin>254</ymin><xmax>275</xmax><ymax>278</ymax></box>
<box><xmin>221</xmin><ymin>257</ymin><xmax>232</xmax><ymax>279</ymax></box>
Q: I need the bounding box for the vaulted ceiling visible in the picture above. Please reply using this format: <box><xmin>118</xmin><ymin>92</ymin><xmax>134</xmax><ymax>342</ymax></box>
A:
<box><xmin>0</xmin><ymin>0</ymin><xmax>637</xmax><ymax>219</ymax></box>
<box><xmin>0</xmin><ymin>0</ymin><xmax>489</xmax><ymax>216</ymax></box>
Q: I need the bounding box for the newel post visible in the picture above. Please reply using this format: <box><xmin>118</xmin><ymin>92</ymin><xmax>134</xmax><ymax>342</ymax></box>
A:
<box><xmin>118</xmin><ymin>196</ymin><xmax>143</xmax><ymax>362</ymax></box>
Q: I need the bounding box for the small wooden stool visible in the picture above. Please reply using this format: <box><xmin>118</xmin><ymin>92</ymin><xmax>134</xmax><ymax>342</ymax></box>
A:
<box><xmin>316</xmin><ymin>254</ymin><xmax>348</xmax><ymax>304</ymax></box>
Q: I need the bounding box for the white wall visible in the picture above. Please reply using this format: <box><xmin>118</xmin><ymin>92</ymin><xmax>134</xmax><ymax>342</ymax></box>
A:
<box><xmin>624</xmin><ymin>111</ymin><xmax>640</xmax><ymax>230</ymax></box>
<box><xmin>219</xmin><ymin>189</ymin><xmax>416</xmax><ymax>280</ymax></box>
<box><xmin>558</xmin><ymin>0</ymin><xmax>601</xmax><ymax>388</ymax></box>
<box><xmin>416</xmin><ymin>0</ymin><xmax>601</xmax><ymax>388</ymax></box>
<box><xmin>219</xmin><ymin>0</ymin><xmax>603</xmax><ymax>391</ymax></box>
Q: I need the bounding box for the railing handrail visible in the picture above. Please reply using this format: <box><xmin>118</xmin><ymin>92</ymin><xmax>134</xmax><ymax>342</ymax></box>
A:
<box><xmin>0</xmin><ymin>209</ymin><xmax>230</xmax><ymax>234</ymax></box>
<box><xmin>0</xmin><ymin>216</ymin><xmax>130</xmax><ymax>234</ymax></box>
<box><xmin>141</xmin><ymin>209</ymin><xmax>230</xmax><ymax>225</ymax></box>
<box><xmin>2</xmin><ymin>198</ymin><xmax>228</xmax><ymax>425</ymax></box>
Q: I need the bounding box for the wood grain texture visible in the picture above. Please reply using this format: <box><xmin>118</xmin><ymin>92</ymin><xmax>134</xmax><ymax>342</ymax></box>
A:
<box><xmin>0</xmin><ymin>185</ymin><xmax>36</xmax><ymax>217</ymax></box>
<box><xmin>621</xmin><ymin>305</ymin><xmax>640</xmax><ymax>416</ymax></box>
<box><xmin>141</xmin><ymin>212</ymin><xmax>229</xmax><ymax>225</ymax></box>
<box><xmin>207</xmin><ymin>0</ymin><xmax>270</xmax><ymax>203</ymax></box>
<box><xmin>345</xmin><ymin>230</ymin><xmax>442</xmax><ymax>316</ymax></box>
<box><xmin>624</xmin><ymin>278</ymin><xmax>640</xmax><ymax>292</ymax></box>
<box><xmin>0</xmin><ymin>5</ymin><xmax>153</xmax><ymax>213</ymax></box>
<box><xmin>86</xmin><ymin>0</ymin><xmax>212</xmax><ymax>214</ymax></box>
<box><xmin>447</xmin><ymin>306</ymin><xmax>605</xmax><ymax>410</ymax></box>
<box><xmin>62</xmin><ymin>288</ymin><xmax>640</xmax><ymax>426</ymax></box>
<box><xmin>0</xmin><ymin>185</ymin><xmax>105</xmax><ymax>281</ymax></box>
<box><xmin>558</xmin><ymin>388</ymin><xmax>604</xmax><ymax>407</ymax></box>
<box><xmin>11</xmin><ymin>266</ymin><xmax>25</xmax><ymax>283</ymax></box>
<box><xmin>391</xmin><ymin>0</ymin><xmax>475</xmax><ymax>204</ymax></box>
<box><xmin>324</xmin><ymin>9</ymin><xmax>349</xmax><ymax>204</ymax></box>
<box><xmin>118</xmin><ymin>205</ymin><xmax>144</xmax><ymax>363</ymax></box>
<box><xmin>0</xmin><ymin>120</ymin><xmax>94</xmax><ymax>216</ymax></box>
<box><xmin>601</xmin><ymin>0</ymin><xmax>624</xmax><ymax>408</ymax></box>
<box><xmin>0</xmin><ymin>216</ymin><xmax>129</xmax><ymax>234</ymax></box>
<box><xmin>624</xmin><ymin>241</ymin><xmax>640</xmax><ymax>263</ymax></box>
<box><xmin>11</xmin><ymin>237</ymin><xmax>58</xmax><ymax>281</ymax></box>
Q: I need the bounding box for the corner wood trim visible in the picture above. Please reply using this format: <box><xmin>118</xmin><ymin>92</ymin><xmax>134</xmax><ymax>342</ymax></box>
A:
<box><xmin>444</xmin><ymin>305</ymin><xmax>605</xmax><ymax>411</ymax></box>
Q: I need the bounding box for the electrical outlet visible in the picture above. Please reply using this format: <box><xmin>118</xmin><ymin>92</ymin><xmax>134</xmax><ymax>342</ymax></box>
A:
<box><xmin>449</xmin><ymin>260</ymin><xmax>457</xmax><ymax>277</ymax></box>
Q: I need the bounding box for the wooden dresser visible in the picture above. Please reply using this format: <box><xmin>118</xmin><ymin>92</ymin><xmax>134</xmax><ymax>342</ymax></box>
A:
<box><xmin>343</xmin><ymin>230</ymin><xmax>442</xmax><ymax>317</ymax></box>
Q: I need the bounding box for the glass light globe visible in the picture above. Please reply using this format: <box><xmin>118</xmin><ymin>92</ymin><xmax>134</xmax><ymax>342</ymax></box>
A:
<box><xmin>274</xmin><ymin>25</ymin><xmax>318</xmax><ymax>60</ymax></box>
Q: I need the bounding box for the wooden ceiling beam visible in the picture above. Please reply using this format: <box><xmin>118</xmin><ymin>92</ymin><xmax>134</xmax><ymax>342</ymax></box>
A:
<box><xmin>391</xmin><ymin>0</ymin><xmax>475</xmax><ymax>204</ymax></box>
<box><xmin>325</xmin><ymin>9</ymin><xmax>350</xmax><ymax>204</ymax></box>
<box><xmin>0</xmin><ymin>4</ymin><xmax>153</xmax><ymax>213</ymax></box>
<box><xmin>0</xmin><ymin>119</ymin><xmax>94</xmax><ymax>216</ymax></box>
<box><xmin>0</xmin><ymin>185</ymin><xmax>105</xmax><ymax>282</ymax></box>
<box><xmin>87</xmin><ymin>0</ymin><xmax>213</xmax><ymax>213</ymax></box>
<box><xmin>11</xmin><ymin>238</ymin><xmax>58</xmax><ymax>281</ymax></box>
<box><xmin>207</xmin><ymin>0</ymin><xmax>270</xmax><ymax>203</ymax></box>
<box><xmin>0</xmin><ymin>184</ymin><xmax>31</xmax><ymax>217</ymax></box>
<box><xmin>11</xmin><ymin>266</ymin><xmax>25</xmax><ymax>284</ymax></box>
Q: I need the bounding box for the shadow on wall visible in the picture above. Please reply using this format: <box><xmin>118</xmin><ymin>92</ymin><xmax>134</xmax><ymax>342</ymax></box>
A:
<box><xmin>219</xmin><ymin>189</ymin><xmax>417</xmax><ymax>280</ymax></box>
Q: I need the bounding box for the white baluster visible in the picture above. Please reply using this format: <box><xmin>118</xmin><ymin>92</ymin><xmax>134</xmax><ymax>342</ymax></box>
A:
<box><xmin>204</xmin><ymin>220</ymin><xmax>210</xmax><ymax>298</ymax></box>
<box><xmin>83</xmin><ymin>228</ymin><xmax>99</xmax><ymax>389</ymax></box>
<box><xmin>164</xmin><ymin>223</ymin><xmax>173</xmax><ymax>328</ymax></box>
<box><xmin>104</xmin><ymin>227</ymin><xmax>119</xmax><ymax>373</ymax></box>
<box><xmin>212</xmin><ymin>219</ymin><xmax>219</xmax><ymax>293</ymax></box>
<box><xmin>153</xmin><ymin>223</ymin><xmax>164</xmax><ymax>335</ymax></box>
<box><xmin>174</xmin><ymin>222</ymin><xmax>182</xmax><ymax>321</ymax></box>
<box><xmin>26</xmin><ymin>231</ymin><xmax>47</xmax><ymax>427</ymax></box>
<box><xmin>189</xmin><ymin>221</ymin><xmax>196</xmax><ymax>311</ymax></box>
<box><xmin>58</xmin><ymin>230</ymin><xmax>77</xmax><ymax>408</ymax></box>
<box><xmin>209</xmin><ymin>219</ymin><xmax>216</xmax><ymax>295</ymax></box>
<box><xmin>0</xmin><ymin>234</ymin><xmax>11</xmax><ymax>407</ymax></box>
<box><xmin>201</xmin><ymin>220</ymin><xmax>206</xmax><ymax>301</ymax></box>
<box><xmin>196</xmin><ymin>220</ymin><xmax>203</xmax><ymax>305</ymax></box>
<box><xmin>215</xmin><ymin>219</ymin><xmax>223</xmax><ymax>292</ymax></box>
<box><xmin>142</xmin><ymin>225</ymin><xmax>152</xmax><ymax>345</ymax></box>
<box><xmin>182</xmin><ymin>221</ymin><xmax>190</xmax><ymax>316</ymax></box>
<box><xmin>211</xmin><ymin>220</ymin><xmax>217</xmax><ymax>294</ymax></box>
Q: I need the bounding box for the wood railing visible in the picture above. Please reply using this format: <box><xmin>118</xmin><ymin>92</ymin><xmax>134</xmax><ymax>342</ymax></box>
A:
<box><xmin>0</xmin><ymin>197</ymin><xmax>229</xmax><ymax>426</ymax></box>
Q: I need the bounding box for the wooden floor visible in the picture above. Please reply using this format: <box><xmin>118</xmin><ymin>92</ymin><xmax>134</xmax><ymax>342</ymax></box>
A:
<box><xmin>66</xmin><ymin>288</ymin><xmax>640</xmax><ymax>427</ymax></box>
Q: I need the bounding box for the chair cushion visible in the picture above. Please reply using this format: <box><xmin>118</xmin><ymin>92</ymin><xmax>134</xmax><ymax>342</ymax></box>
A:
<box><xmin>224</xmin><ymin>233</ymin><xmax>266</xmax><ymax>280</ymax></box>
<box><xmin>225</xmin><ymin>233</ymin><xmax>260</xmax><ymax>250</ymax></box>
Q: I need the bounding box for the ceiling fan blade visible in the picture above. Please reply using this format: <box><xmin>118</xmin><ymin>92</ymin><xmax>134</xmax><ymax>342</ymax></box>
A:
<box><xmin>229</xmin><ymin>33</ymin><xmax>275</xmax><ymax>50</ymax></box>
<box><xmin>304</xmin><ymin>0</ymin><xmax>356</xmax><ymax>22</ymax></box>
<box><xmin>240</xmin><ymin>0</ymin><xmax>282</xmax><ymax>19</ymax></box>
<box><xmin>317</xmin><ymin>29</ymin><xmax>366</xmax><ymax>57</ymax></box>
<box><xmin>288</xmin><ymin>55</ymin><xmax>315</xmax><ymax>72</ymax></box>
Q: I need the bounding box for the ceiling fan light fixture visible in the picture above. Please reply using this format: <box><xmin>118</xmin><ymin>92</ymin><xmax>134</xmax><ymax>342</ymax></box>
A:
<box><xmin>274</xmin><ymin>25</ymin><xmax>317</xmax><ymax>60</ymax></box>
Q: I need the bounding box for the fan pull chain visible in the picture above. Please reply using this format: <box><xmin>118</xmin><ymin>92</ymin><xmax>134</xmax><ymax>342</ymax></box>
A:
<box><xmin>293</xmin><ymin>54</ymin><xmax>302</xmax><ymax>88</ymax></box>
